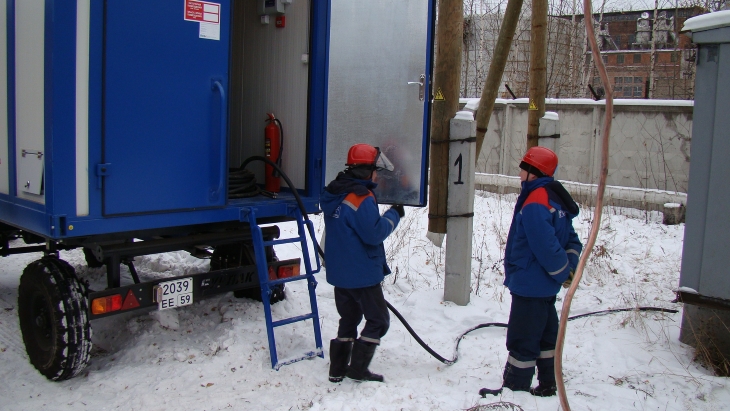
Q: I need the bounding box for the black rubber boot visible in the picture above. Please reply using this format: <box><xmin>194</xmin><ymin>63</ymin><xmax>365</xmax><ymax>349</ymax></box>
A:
<box><xmin>530</xmin><ymin>382</ymin><xmax>557</xmax><ymax>397</ymax></box>
<box><xmin>346</xmin><ymin>340</ymin><xmax>384</xmax><ymax>382</ymax></box>
<box><xmin>502</xmin><ymin>361</ymin><xmax>534</xmax><ymax>392</ymax></box>
<box><xmin>531</xmin><ymin>357</ymin><xmax>556</xmax><ymax>396</ymax></box>
<box><xmin>328</xmin><ymin>339</ymin><xmax>353</xmax><ymax>383</ymax></box>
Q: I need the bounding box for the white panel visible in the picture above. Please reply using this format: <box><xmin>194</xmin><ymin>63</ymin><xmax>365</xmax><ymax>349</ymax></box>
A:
<box><xmin>0</xmin><ymin>0</ymin><xmax>8</xmax><ymax>194</ymax></box>
<box><xmin>15</xmin><ymin>0</ymin><xmax>45</xmax><ymax>203</ymax></box>
<box><xmin>76</xmin><ymin>0</ymin><xmax>90</xmax><ymax>215</ymax></box>
<box><xmin>235</xmin><ymin>0</ymin><xmax>309</xmax><ymax>189</ymax></box>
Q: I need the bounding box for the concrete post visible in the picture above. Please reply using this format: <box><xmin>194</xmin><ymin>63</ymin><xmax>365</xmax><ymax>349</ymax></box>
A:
<box><xmin>662</xmin><ymin>202</ymin><xmax>685</xmax><ymax>225</ymax></box>
<box><xmin>444</xmin><ymin>112</ymin><xmax>476</xmax><ymax>306</ymax></box>
<box><xmin>538</xmin><ymin>111</ymin><xmax>561</xmax><ymax>178</ymax></box>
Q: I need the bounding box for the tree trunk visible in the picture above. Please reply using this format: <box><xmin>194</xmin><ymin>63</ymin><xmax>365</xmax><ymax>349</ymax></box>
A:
<box><xmin>474</xmin><ymin>0</ymin><xmax>524</xmax><ymax>159</ymax></box>
<box><xmin>649</xmin><ymin>0</ymin><xmax>659</xmax><ymax>98</ymax></box>
<box><xmin>428</xmin><ymin>0</ymin><xmax>463</xmax><ymax>235</ymax></box>
<box><xmin>527</xmin><ymin>0</ymin><xmax>548</xmax><ymax>148</ymax></box>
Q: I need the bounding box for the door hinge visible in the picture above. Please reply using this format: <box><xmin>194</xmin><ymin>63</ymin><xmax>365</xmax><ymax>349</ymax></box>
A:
<box><xmin>95</xmin><ymin>163</ymin><xmax>112</xmax><ymax>189</ymax></box>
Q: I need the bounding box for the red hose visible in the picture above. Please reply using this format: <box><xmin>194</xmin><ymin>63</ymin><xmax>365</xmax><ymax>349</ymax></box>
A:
<box><xmin>554</xmin><ymin>1</ymin><xmax>613</xmax><ymax>409</ymax></box>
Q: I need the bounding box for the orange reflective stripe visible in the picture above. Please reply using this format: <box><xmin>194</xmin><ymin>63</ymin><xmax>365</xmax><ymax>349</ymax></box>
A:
<box><xmin>343</xmin><ymin>192</ymin><xmax>374</xmax><ymax>210</ymax></box>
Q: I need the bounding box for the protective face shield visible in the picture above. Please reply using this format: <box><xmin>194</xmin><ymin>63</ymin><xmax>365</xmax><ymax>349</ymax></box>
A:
<box><xmin>373</xmin><ymin>148</ymin><xmax>395</xmax><ymax>172</ymax></box>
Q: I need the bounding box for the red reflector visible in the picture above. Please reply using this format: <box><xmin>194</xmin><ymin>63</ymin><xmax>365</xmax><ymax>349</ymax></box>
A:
<box><xmin>91</xmin><ymin>294</ymin><xmax>123</xmax><ymax>315</ymax></box>
<box><xmin>121</xmin><ymin>289</ymin><xmax>140</xmax><ymax>310</ymax></box>
<box><xmin>268</xmin><ymin>266</ymin><xmax>277</xmax><ymax>281</ymax></box>
<box><xmin>277</xmin><ymin>264</ymin><xmax>299</xmax><ymax>278</ymax></box>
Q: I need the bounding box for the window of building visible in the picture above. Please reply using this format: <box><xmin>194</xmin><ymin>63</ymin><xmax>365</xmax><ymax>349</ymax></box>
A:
<box><xmin>633</xmin><ymin>54</ymin><xmax>642</xmax><ymax>63</ymax></box>
<box><xmin>602</xmin><ymin>55</ymin><xmax>608</xmax><ymax>64</ymax></box>
<box><xmin>623</xmin><ymin>88</ymin><xmax>633</xmax><ymax>97</ymax></box>
<box><xmin>614</xmin><ymin>35</ymin><xmax>622</xmax><ymax>48</ymax></box>
<box><xmin>633</xmin><ymin>86</ymin><xmax>643</xmax><ymax>97</ymax></box>
<box><xmin>615</xmin><ymin>77</ymin><xmax>622</xmax><ymax>84</ymax></box>
<box><xmin>624</xmin><ymin>77</ymin><xmax>632</xmax><ymax>84</ymax></box>
<box><xmin>617</xmin><ymin>54</ymin><xmax>625</xmax><ymax>64</ymax></box>
<box><xmin>634</xmin><ymin>77</ymin><xmax>642</xmax><ymax>83</ymax></box>
<box><xmin>615</xmin><ymin>86</ymin><xmax>623</xmax><ymax>93</ymax></box>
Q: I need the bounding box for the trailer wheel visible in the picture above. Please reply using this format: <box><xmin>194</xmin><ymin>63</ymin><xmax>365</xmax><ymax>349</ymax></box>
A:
<box><xmin>210</xmin><ymin>243</ymin><xmax>286</xmax><ymax>304</ymax></box>
<box><xmin>18</xmin><ymin>257</ymin><xmax>92</xmax><ymax>381</ymax></box>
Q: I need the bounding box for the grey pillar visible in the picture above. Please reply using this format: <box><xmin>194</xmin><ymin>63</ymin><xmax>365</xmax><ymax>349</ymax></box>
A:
<box><xmin>444</xmin><ymin>112</ymin><xmax>476</xmax><ymax>306</ymax></box>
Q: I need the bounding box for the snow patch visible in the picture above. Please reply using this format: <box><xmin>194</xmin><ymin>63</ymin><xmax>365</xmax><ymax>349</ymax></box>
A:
<box><xmin>149</xmin><ymin>309</ymin><xmax>180</xmax><ymax>330</ymax></box>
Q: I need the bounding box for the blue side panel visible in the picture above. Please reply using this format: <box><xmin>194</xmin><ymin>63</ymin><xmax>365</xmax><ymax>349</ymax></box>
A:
<box><xmin>5</xmin><ymin>1</ymin><xmax>16</xmax><ymax>199</ymax></box>
<box><xmin>45</xmin><ymin>0</ymin><xmax>78</xmax><ymax>226</ymax></box>
<box><xmin>103</xmin><ymin>1</ymin><xmax>231</xmax><ymax>215</ymax></box>
<box><xmin>420</xmin><ymin>0</ymin><xmax>436</xmax><ymax>206</ymax></box>
<box><xmin>307</xmin><ymin>0</ymin><xmax>330</xmax><ymax>197</ymax></box>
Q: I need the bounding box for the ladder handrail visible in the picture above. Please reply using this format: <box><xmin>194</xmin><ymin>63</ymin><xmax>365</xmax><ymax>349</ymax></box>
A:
<box><xmin>245</xmin><ymin>206</ymin><xmax>323</xmax><ymax>370</ymax></box>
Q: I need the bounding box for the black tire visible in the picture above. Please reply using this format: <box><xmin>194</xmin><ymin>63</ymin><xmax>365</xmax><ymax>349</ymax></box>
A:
<box><xmin>210</xmin><ymin>242</ymin><xmax>286</xmax><ymax>304</ymax></box>
<box><xmin>18</xmin><ymin>257</ymin><xmax>92</xmax><ymax>381</ymax></box>
<box><xmin>83</xmin><ymin>247</ymin><xmax>105</xmax><ymax>268</ymax></box>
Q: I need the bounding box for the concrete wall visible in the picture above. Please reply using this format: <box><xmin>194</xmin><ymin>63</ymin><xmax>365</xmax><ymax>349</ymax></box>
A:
<box><xmin>463</xmin><ymin>98</ymin><xmax>693</xmax><ymax>195</ymax></box>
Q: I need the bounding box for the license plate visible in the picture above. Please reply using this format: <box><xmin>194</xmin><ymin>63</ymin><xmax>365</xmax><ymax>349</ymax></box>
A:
<box><xmin>155</xmin><ymin>278</ymin><xmax>193</xmax><ymax>310</ymax></box>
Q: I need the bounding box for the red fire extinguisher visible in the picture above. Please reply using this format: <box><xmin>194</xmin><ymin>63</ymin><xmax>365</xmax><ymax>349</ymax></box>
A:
<box><xmin>264</xmin><ymin>113</ymin><xmax>283</xmax><ymax>193</ymax></box>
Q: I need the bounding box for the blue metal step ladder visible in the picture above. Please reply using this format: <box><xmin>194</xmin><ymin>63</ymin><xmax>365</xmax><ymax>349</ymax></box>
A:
<box><xmin>246</xmin><ymin>206</ymin><xmax>324</xmax><ymax>370</ymax></box>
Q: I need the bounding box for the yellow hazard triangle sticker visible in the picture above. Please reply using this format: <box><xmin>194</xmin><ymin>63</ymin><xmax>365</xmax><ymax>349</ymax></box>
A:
<box><xmin>528</xmin><ymin>100</ymin><xmax>538</xmax><ymax>110</ymax></box>
<box><xmin>434</xmin><ymin>88</ymin><xmax>445</xmax><ymax>101</ymax></box>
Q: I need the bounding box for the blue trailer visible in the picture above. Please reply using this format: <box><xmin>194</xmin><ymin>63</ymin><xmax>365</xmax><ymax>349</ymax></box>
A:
<box><xmin>0</xmin><ymin>0</ymin><xmax>434</xmax><ymax>381</ymax></box>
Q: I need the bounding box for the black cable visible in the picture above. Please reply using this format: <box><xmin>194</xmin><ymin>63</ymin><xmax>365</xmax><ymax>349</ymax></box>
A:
<box><xmin>272</xmin><ymin>118</ymin><xmax>284</xmax><ymax>178</ymax></box>
<box><xmin>240</xmin><ymin>158</ymin><xmax>679</xmax><ymax>367</ymax></box>
<box><xmin>239</xmin><ymin>156</ymin><xmax>320</xmax><ymax>251</ymax></box>
<box><xmin>387</xmin><ymin>303</ymin><xmax>678</xmax><ymax>365</ymax></box>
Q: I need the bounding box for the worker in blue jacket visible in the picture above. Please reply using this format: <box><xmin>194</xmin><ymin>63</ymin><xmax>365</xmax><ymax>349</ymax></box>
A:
<box><xmin>320</xmin><ymin>143</ymin><xmax>404</xmax><ymax>383</ymax></box>
<box><xmin>480</xmin><ymin>146</ymin><xmax>582</xmax><ymax>398</ymax></box>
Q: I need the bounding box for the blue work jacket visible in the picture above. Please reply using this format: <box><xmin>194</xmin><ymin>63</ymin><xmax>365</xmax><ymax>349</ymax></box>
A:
<box><xmin>320</xmin><ymin>174</ymin><xmax>400</xmax><ymax>289</ymax></box>
<box><xmin>504</xmin><ymin>177</ymin><xmax>583</xmax><ymax>297</ymax></box>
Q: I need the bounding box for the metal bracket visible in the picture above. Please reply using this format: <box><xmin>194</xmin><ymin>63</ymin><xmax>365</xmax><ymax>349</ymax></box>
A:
<box><xmin>21</xmin><ymin>150</ymin><xmax>43</xmax><ymax>159</ymax></box>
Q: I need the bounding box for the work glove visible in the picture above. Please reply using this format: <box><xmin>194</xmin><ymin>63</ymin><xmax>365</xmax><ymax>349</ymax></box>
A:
<box><xmin>390</xmin><ymin>204</ymin><xmax>405</xmax><ymax>218</ymax></box>
<box><xmin>562</xmin><ymin>270</ymin><xmax>575</xmax><ymax>289</ymax></box>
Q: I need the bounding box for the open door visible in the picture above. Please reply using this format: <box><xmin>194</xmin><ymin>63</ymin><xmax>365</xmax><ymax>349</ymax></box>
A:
<box><xmin>102</xmin><ymin>1</ymin><xmax>231</xmax><ymax>215</ymax></box>
<box><xmin>325</xmin><ymin>0</ymin><xmax>435</xmax><ymax>206</ymax></box>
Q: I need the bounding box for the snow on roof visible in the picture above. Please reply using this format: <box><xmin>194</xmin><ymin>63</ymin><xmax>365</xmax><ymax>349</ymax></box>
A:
<box><xmin>460</xmin><ymin>97</ymin><xmax>694</xmax><ymax>111</ymax></box>
<box><xmin>682</xmin><ymin>10</ymin><xmax>730</xmax><ymax>33</ymax></box>
<box><xmin>543</xmin><ymin>111</ymin><xmax>559</xmax><ymax>121</ymax></box>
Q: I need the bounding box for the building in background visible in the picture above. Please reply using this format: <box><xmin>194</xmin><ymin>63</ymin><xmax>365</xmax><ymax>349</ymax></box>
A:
<box><xmin>577</xmin><ymin>7</ymin><xmax>705</xmax><ymax>100</ymax></box>
<box><xmin>460</xmin><ymin>6</ymin><xmax>706</xmax><ymax>100</ymax></box>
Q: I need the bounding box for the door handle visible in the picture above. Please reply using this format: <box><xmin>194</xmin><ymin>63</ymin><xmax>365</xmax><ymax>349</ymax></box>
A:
<box><xmin>211</xmin><ymin>80</ymin><xmax>227</xmax><ymax>203</ymax></box>
<box><xmin>407</xmin><ymin>74</ymin><xmax>426</xmax><ymax>101</ymax></box>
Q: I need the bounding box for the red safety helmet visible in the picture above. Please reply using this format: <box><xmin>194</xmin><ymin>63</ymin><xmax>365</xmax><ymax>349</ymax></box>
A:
<box><xmin>346</xmin><ymin>144</ymin><xmax>394</xmax><ymax>171</ymax></box>
<box><xmin>520</xmin><ymin>146</ymin><xmax>558</xmax><ymax>177</ymax></box>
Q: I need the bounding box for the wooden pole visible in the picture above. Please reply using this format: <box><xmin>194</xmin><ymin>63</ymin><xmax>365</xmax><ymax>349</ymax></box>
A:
<box><xmin>428</xmin><ymin>0</ymin><xmax>463</xmax><ymax>235</ymax></box>
<box><xmin>474</xmin><ymin>0</ymin><xmax>524</xmax><ymax>159</ymax></box>
<box><xmin>527</xmin><ymin>0</ymin><xmax>548</xmax><ymax>148</ymax></box>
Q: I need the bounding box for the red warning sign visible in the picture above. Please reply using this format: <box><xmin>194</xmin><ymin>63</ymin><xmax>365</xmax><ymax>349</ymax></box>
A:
<box><xmin>184</xmin><ymin>0</ymin><xmax>220</xmax><ymax>24</ymax></box>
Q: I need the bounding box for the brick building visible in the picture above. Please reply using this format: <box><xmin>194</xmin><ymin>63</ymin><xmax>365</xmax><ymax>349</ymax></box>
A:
<box><xmin>571</xmin><ymin>7</ymin><xmax>705</xmax><ymax>99</ymax></box>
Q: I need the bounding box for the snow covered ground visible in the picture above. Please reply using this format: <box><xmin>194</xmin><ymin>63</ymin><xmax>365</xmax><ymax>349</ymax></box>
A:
<box><xmin>1</xmin><ymin>190</ymin><xmax>728</xmax><ymax>411</ymax></box>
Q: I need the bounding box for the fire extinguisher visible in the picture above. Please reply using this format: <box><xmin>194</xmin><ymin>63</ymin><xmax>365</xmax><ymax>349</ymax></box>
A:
<box><xmin>264</xmin><ymin>113</ymin><xmax>283</xmax><ymax>193</ymax></box>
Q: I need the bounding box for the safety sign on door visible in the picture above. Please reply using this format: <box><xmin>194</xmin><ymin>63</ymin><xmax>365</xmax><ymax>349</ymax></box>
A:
<box><xmin>184</xmin><ymin>0</ymin><xmax>221</xmax><ymax>40</ymax></box>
